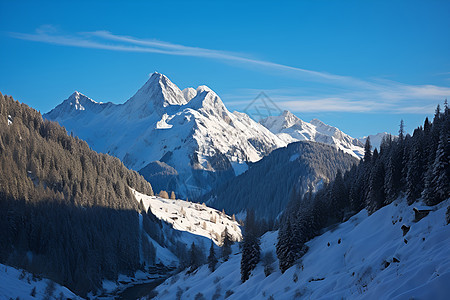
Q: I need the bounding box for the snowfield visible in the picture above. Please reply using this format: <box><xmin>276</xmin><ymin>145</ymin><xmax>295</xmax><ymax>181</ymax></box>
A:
<box><xmin>132</xmin><ymin>189</ymin><xmax>242</xmax><ymax>245</ymax></box>
<box><xmin>155</xmin><ymin>198</ymin><xmax>450</xmax><ymax>299</ymax></box>
<box><xmin>0</xmin><ymin>264</ymin><xmax>80</xmax><ymax>300</ymax></box>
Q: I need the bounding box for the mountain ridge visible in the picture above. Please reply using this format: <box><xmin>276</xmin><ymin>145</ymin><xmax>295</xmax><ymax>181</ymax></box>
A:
<box><xmin>260</xmin><ymin>110</ymin><xmax>365</xmax><ymax>158</ymax></box>
<box><xmin>44</xmin><ymin>73</ymin><xmax>286</xmax><ymax>198</ymax></box>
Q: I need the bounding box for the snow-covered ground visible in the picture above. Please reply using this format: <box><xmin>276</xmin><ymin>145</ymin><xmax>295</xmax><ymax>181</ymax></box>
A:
<box><xmin>0</xmin><ymin>264</ymin><xmax>81</xmax><ymax>299</ymax></box>
<box><xmin>155</xmin><ymin>198</ymin><xmax>450</xmax><ymax>299</ymax></box>
<box><xmin>133</xmin><ymin>189</ymin><xmax>242</xmax><ymax>245</ymax></box>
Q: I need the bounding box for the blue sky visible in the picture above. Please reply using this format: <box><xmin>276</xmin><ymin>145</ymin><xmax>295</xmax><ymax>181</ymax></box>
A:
<box><xmin>1</xmin><ymin>0</ymin><xmax>449</xmax><ymax>137</ymax></box>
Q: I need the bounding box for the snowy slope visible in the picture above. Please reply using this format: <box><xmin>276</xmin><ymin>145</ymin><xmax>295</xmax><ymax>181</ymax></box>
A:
<box><xmin>155</xmin><ymin>198</ymin><xmax>450</xmax><ymax>299</ymax></box>
<box><xmin>45</xmin><ymin>73</ymin><xmax>286</xmax><ymax>198</ymax></box>
<box><xmin>260</xmin><ymin>110</ymin><xmax>364</xmax><ymax>158</ymax></box>
<box><xmin>133</xmin><ymin>189</ymin><xmax>242</xmax><ymax>245</ymax></box>
<box><xmin>0</xmin><ymin>264</ymin><xmax>81</xmax><ymax>300</ymax></box>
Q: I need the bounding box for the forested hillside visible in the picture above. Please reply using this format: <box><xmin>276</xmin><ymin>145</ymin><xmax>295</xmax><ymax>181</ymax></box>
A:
<box><xmin>205</xmin><ymin>141</ymin><xmax>358</xmax><ymax>220</ymax></box>
<box><xmin>0</xmin><ymin>92</ymin><xmax>162</xmax><ymax>295</ymax></box>
<box><xmin>277</xmin><ymin>102</ymin><xmax>449</xmax><ymax>272</ymax></box>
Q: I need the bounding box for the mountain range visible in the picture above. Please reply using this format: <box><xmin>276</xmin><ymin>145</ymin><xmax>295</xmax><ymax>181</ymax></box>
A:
<box><xmin>45</xmin><ymin>73</ymin><xmax>381</xmax><ymax>199</ymax></box>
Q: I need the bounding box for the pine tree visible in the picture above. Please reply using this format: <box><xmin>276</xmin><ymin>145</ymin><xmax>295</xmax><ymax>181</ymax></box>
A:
<box><xmin>221</xmin><ymin>227</ymin><xmax>233</xmax><ymax>261</ymax></box>
<box><xmin>364</xmin><ymin>137</ymin><xmax>372</xmax><ymax>163</ymax></box>
<box><xmin>276</xmin><ymin>212</ymin><xmax>305</xmax><ymax>273</ymax></box>
<box><xmin>208</xmin><ymin>241</ymin><xmax>218</xmax><ymax>272</ymax></box>
<box><xmin>399</xmin><ymin>119</ymin><xmax>405</xmax><ymax>142</ymax></box>
<box><xmin>367</xmin><ymin>161</ymin><xmax>385</xmax><ymax>213</ymax></box>
<box><xmin>406</xmin><ymin>133</ymin><xmax>425</xmax><ymax>204</ymax></box>
<box><xmin>189</xmin><ymin>242</ymin><xmax>202</xmax><ymax>272</ymax></box>
<box><xmin>330</xmin><ymin>169</ymin><xmax>347</xmax><ymax>221</ymax></box>
<box><xmin>384</xmin><ymin>140</ymin><xmax>404</xmax><ymax>203</ymax></box>
<box><xmin>426</xmin><ymin>133</ymin><xmax>449</xmax><ymax>205</ymax></box>
<box><xmin>240</xmin><ymin>210</ymin><xmax>260</xmax><ymax>282</ymax></box>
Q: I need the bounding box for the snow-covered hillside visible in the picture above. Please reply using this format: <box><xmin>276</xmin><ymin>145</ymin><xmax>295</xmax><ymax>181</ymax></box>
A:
<box><xmin>260</xmin><ymin>110</ymin><xmax>364</xmax><ymax>158</ymax></box>
<box><xmin>155</xmin><ymin>198</ymin><xmax>450</xmax><ymax>299</ymax></box>
<box><xmin>45</xmin><ymin>73</ymin><xmax>285</xmax><ymax>198</ymax></box>
<box><xmin>133</xmin><ymin>189</ymin><xmax>242</xmax><ymax>245</ymax></box>
<box><xmin>0</xmin><ymin>264</ymin><xmax>81</xmax><ymax>300</ymax></box>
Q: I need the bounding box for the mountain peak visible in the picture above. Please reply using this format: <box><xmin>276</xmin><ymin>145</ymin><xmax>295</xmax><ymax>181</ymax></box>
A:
<box><xmin>260</xmin><ymin>112</ymin><xmax>364</xmax><ymax>158</ymax></box>
<box><xmin>124</xmin><ymin>73</ymin><xmax>187</xmax><ymax>117</ymax></box>
<box><xmin>44</xmin><ymin>91</ymin><xmax>107</xmax><ymax>120</ymax></box>
<box><xmin>281</xmin><ymin>110</ymin><xmax>294</xmax><ymax>117</ymax></box>
<box><xmin>70</xmin><ymin>91</ymin><xmax>81</xmax><ymax>98</ymax></box>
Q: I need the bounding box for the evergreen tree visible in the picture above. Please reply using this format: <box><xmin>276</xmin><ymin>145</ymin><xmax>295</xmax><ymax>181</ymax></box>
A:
<box><xmin>276</xmin><ymin>211</ymin><xmax>307</xmax><ymax>273</ymax></box>
<box><xmin>364</xmin><ymin>137</ymin><xmax>372</xmax><ymax>163</ymax></box>
<box><xmin>384</xmin><ymin>141</ymin><xmax>404</xmax><ymax>203</ymax></box>
<box><xmin>240</xmin><ymin>210</ymin><xmax>260</xmax><ymax>282</ymax></box>
<box><xmin>188</xmin><ymin>242</ymin><xmax>203</xmax><ymax>272</ymax></box>
<box><xmin>207</xmin><ymin>241</ymin><xmax>218</xmax><ymax>272</ymax></box>
<box><xmin>406</xmin><ymin>131</ymin><xmax>425</xmax><ymax>204</ymax></box>
<box><xmin>330</xmin><ymin>169</ymin><xmax>347</xmax><ymax>221</ymax></box>
<box><xmin>399</xmin><ymin>119</ymin><xmax>405</xmax><ymax>142</ymax></box>
<box><xmin>367</xmin><ymin>161</ymin><xmax>386</xmax><ymax>213</ymax></box>
<box><xmin>221</xmin><ymin>227</ymin><xmax>233</xmax><ymax>261</ymax></box>
<box><xmin>426</xmin><ymin>133</ymin><xmax>449</xmax><ymax>205</ymax></box>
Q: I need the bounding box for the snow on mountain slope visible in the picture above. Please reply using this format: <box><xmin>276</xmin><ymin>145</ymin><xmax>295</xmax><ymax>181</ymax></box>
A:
<box><xmin>45</xmin><ymin>73</ymin><xmax>286</xmax><ymax>198</ymax></box>
<box><xmin>260</xmin><ymin>110</ymin><xmax>364</xmax><ymax>158</ymax></box>
<box><xmin>155</xmin><ymin>198</ymin><xmax>450</xmax><ymax>299</ymax></box>
<box><xmin>132</xmin><ymin>189</ymin><xmax>242</xmax><ymax>245</ymax></box>
<box><xmin>0</xmin><ymin>264</ymin><xmax>81</xmax><ymax>299</ymax></box>
<box><xmin>358</xmin><ymin>132</ymin><xmax>392</xmax><ymax>151</ymax></box>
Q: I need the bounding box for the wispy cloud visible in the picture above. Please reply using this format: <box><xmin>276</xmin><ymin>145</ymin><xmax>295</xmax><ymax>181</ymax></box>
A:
<box><xmin>9</xmin><ymin>25</ymin><xmax>450</xmax><ymax>114</ymax></box>
<box><xmin>9</xmin><ymin>26</ymin><xmax>357</xmax><ymax>83</ymax></box>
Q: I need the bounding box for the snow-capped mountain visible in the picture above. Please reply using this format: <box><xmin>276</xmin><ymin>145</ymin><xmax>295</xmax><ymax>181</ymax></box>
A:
<box><xmin>260</xmin><ymin>110</ymin><xmax>364</xmax><ymax>158</ymax></box>
<box><xmin>45</xmin><ymin>73</ymin><xmax>286</xmax><ymax>198</ymax></box>
<box><xmin>358</xmin><ymin>132</ymin><xmax>392</xmax><ymax>151</ymax></box>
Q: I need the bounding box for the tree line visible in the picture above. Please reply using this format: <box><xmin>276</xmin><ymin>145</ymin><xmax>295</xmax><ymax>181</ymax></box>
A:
<box><xmin>276</xmin><ymin>101</ymin><xmax>449</xmax><ymax>272</ymax></box>
<box><xmin>0</xmin><ymin>92</ymin><xmax>166</xmax><ymax>295</ymax></box>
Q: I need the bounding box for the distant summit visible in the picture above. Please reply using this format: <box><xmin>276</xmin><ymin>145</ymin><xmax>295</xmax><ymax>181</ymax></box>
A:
<box><xmin>45</xmin><ymin>73</ymin><xmax>285</xmax><ymax>198</ymax></box>
<box><xmin>260</xmin><ymin>110</ymin><xmax>364</xmax><ymax>158</ymax></box>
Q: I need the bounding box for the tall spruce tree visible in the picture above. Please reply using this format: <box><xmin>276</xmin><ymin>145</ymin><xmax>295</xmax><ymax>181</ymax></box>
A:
<box><xmin>208</xmin><ymin>241</ymin><xmax>218</xmax><ymax>272</ymax></box>
<box><xmin>406</xmin><ymin>130</ymin><xmax>425</xmax><ymax>204</ymax></box>
<box><xmin>364</xmin><ymin>137</ymin><xmax>372</xmax><ymax>163</ymax></box>
<box><xmin>221</xmin><ymin>227</ymin><xmax>233</xmax><ymax>261</ymax></box>
<box><xmin>189</xmin><ymin>242</ymin><xmax>202</xmax><ymax>272</ymax></box>
<box><xmin>426</xmin><ymin>133</ymin><xmax>449</xmax><ymax>205</ymax></box>
<box><xmin>240</xmin><ymin>210</ymin><xmax>260</xmax><ymax>282</ymax></box>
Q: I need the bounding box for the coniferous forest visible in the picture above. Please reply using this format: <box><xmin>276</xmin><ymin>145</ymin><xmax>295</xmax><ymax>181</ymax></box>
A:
<box><xmin>276</xmin><ymin>102</ymin><xmax>449</xmax><ymax>273</ymax></box>
<box><xmin>0</xmin><ymin>92</ymin><xmax>162</xmax><ymax>295</ymax></box>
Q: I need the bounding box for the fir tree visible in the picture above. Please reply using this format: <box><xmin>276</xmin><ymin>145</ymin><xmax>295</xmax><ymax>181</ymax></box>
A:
<box><xmin>221</xmin><ymin>227</ymin><xmax>233</xmax><ymax>261</ymax></box>
<box><xmin>208</xmin><ymin>241</ymin><xmax>218</xmax><ymax>272</ymax></box>
<box><xmin>276</xmin><ymin>211</ymin><xmax>306</xmax><ymax>273</ymax></box>
<box><xmin>240</xmin><ymin>210</ymin><xmax>260</xmax><ymax>282</ymax></box>
<box><xmin>426</xmin><ymin>133</ymin><xmax>449</xmax><ymax>205</ymax></box>
<box><xmin>406</xmin><ymin>132</ymin><xmax>425</xmax><ymax>204</ymax></box>
<box><xmin>189</xmin><ymin>242</ymin><xmax>202</xmax><ymax>272</ymax></box>
<box><xmin>367</xmin><ymin>161</ymin><xmax>386</xmax><ymax>213</ymax></box>
<box><xmin>364</xmin><ymin>137</ymin><xmax>372</xmax><ymax>163</ymax></box>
